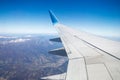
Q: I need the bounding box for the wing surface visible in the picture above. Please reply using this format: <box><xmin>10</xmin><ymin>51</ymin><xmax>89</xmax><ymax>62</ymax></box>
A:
<box><xmin>45</xmin><ymin>10</ymin><xmax>120</xmax><ymax>80</ymax></box>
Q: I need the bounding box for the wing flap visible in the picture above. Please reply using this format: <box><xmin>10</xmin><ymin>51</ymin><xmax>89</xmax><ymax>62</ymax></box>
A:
<box><xmin>87</xmin><ymin>64</ymin><xmax>112</xmax><ymax>80</ymax></box>
<box><xmin>66</xmin><ymin>58</ymin><xmax>87</xmax><ymax>80</ymax></box>
<box><xmin>41</xmin><ymin>73</ymin><xmax>66</xmax><ymax>80</ymax></box>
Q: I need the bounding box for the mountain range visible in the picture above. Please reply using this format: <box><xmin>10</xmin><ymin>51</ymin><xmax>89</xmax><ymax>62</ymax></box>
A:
<box><xmin>0</xmin><ymin>34</ymin><xmax>68</xmax><ymax>80</ymax></box>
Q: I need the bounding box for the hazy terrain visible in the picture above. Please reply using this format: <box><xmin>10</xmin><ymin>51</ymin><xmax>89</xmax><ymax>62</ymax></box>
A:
<box><xmin>0</xmin><ymin>34</ymin><xmax>68</xmax><ymax>80</ymax></box>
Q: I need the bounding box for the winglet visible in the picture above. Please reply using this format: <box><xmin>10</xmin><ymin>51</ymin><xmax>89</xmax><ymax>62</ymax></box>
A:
<box><xmin>49</xmin><ymin>10</ymin><xmax>59</xmax><ymax>25</ymax></box>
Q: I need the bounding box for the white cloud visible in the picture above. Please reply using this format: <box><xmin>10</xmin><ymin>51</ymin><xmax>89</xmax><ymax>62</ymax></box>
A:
<box><xmin>25</xmin><ymin>35</ymin><xmax>32</xmax><ymax>37</ymax></box>
<box><xmin>9</xmin><ymin>38</ymin><xmax>30</xmax><ymax>43</ymax></box>
<box><xmin>0</xmin><ymin>36</ymin><xmax>16</xmax><ymax>38</ymax></box>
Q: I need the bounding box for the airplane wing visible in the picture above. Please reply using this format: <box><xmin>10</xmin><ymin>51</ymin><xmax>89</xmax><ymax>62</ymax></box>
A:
<box><xmin>41</xmin><ymin>10</ymin><xmax>120</xmax><ymax>80</ymax></box>
<box><xmin>41</xmin><ymin>73</ymin><xmax>66</xmax><ymax>80</ymax></box>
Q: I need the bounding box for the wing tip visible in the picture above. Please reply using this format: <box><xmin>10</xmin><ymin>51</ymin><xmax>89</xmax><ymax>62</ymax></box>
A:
<box><xmin>49</xmin><ymin>10</ymin><xmax>59</xmax><ymax>25</ymax></box>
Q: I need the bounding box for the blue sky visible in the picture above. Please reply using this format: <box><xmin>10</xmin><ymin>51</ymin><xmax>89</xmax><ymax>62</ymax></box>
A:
<box><xmin>0</xmin><ymin>0</ymin><xmax>120</xmax><ymax>37</ymax></box>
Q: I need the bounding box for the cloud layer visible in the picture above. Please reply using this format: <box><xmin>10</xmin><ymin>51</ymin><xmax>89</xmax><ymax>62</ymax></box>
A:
<box><xmin>9</xmin><ymin>38</ymin><xmax>30</xmax><ymax>43</ymax></box>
